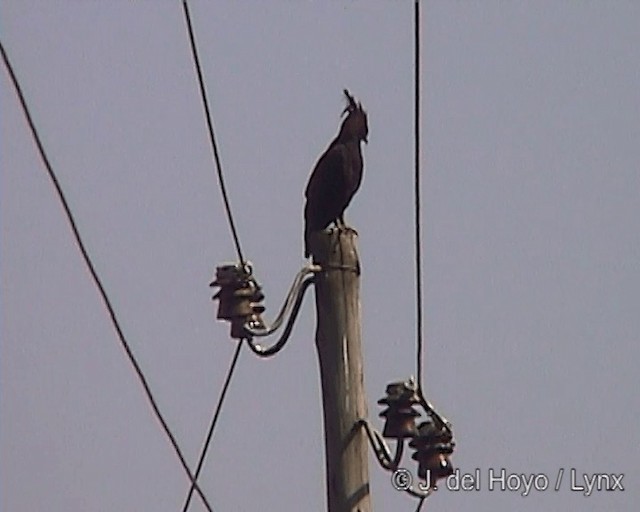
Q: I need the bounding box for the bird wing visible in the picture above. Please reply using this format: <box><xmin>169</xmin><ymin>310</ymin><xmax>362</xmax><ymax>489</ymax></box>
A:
<box><xmin>305</xmin><ymin>144</ymin><xmax>347</xmax><ymax>198</ymax></box>
<box><xmin>304</xmin><ymin>143</ymin><xmax>349</xmax><ymax>232</ymax></box>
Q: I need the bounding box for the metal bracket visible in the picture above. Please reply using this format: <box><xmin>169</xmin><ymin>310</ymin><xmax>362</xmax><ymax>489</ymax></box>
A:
<box><xmin>359</xmin><ymin>419</ymin><xmax>404</xmax><ymax>471</ymax></box>
<box><xmin>245</xmin><ymin>274</ymin><xmax>315</xmax><ymax>357</ymax></box>
<box><xmin>211</xmin><ymin>262</ymin><xmax>320</xmax><ymax>356</ymax></box>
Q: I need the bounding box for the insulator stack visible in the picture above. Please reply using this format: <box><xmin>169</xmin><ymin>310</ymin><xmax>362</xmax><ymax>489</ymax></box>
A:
<box><xmin>409</xmin><ymin>418</ymin><xmax>455</xmax><ymax>488</ymax></box>
<box><xmin>377</xmin><ymin>379</ymin><xmax>421</xmax><ymax>439</ymax></box>
<box><xmin>210</xmin><ymin>263</ymin><xmax>266</xmax><ymax>339</ymax></box>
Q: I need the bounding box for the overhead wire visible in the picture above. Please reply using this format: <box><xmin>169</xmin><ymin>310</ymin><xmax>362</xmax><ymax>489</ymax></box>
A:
<box><xmin>413</xmin><ymin>7</ymin><xmax>453</xmax><ymax>507</ymax></box>
<box><xmin>182</xmin><ymin>0</ymin><xmax>246</xmax><ymax>265</ymax></box>
<box><xmin>181</xmin><ymin>2</ymin><xmax>251</xmax><ymax>509</ymax></box>
<box><xmin>0</xmin><ymin>40</ymin><xmax>215</xmax><ymax>512</ymax></box>
<box><xmin>181</xmin><ymin>340</ymin><xmax>243</xmax><ymax>512</ymax></box>
<box><xmin>414</xmin><ymin>0</ymin><xmax>425</xmax><ymax>394</ymax></box>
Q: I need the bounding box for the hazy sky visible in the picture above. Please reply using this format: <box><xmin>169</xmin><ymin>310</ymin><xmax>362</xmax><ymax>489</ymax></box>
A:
<box><xmin>2</xmin><ymin>2</ymin><xmax>639</xmax><ymax>511</ymax></box>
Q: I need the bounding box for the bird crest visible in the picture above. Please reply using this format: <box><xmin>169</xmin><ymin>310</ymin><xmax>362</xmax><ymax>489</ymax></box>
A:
<box><xmin>340</xmin><ymin>89</ymin><xmax>368</xmax><ymax>143</ymax></box>
<box><xmin>342</xmin><ymin>88</ymin><xmax>365</xmax><ymax>117</ymax></box>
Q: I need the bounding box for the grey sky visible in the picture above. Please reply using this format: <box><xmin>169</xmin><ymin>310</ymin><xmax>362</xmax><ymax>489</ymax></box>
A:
<box><xmin>2</xmin><ymin>2</ymin><xmax>639</xmax><ymax>511</ymax></box>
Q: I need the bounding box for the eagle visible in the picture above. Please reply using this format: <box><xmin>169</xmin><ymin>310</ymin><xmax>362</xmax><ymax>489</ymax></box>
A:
<box><xmin>304</xmin><ymin>89</ymin><xmax>368</xmax><ymax>257</ymax></box>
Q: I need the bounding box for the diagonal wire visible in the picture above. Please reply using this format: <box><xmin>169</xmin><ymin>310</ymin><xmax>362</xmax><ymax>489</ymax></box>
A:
<box><xmin>182</xmin><ymin>0</ymin><xmax>245</xmax><ymax>264</ymax></box>
<box><xmin>181</xmin><ymin>340</ymin><xmax>243</xmax><ymax>512</ymax></box>
<box><xmin>414</xmin><ymin>0</ymin><xmax>424</xmax><ymax>393</ymax></box>
<box><xmin>0</xmin><ymin>40</ymin><xmax>215</xmax><ymax>512</ymax></box>
<box><xmin>180</xmin><ymin>2</ymin><xmax>253</xmax><ymax>508</ymax></box>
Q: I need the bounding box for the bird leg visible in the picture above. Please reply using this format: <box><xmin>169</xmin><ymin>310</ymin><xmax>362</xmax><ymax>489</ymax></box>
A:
<box><xmin>334</xmin><ymin>215</ymin><xmax>358</xmax><ymax>236</ymax></box>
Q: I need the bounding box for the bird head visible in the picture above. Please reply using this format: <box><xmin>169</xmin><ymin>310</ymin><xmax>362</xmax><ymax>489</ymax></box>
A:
<box><xmin>340</xmin><ymin>89</ymin><xmax>368</xmax><ymax>144</ymax></box>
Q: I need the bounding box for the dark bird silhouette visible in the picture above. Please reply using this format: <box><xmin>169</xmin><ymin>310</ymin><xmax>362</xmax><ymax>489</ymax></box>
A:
<box><xmin>304</xmin><ymin>89</ymin><xmax>368</xmax><ymax>257</ymax></box>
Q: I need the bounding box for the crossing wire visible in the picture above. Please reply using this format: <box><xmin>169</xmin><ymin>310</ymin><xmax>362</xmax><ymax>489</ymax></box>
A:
<box><xmin>0</xmin><ymin>40</ymin><xmax>215</xmax><ymax>512</ymax></box>
<box><xmin>181</xmin><ymin>2</ymin><xmax>252</xmax><ymax>510</ymax></box>
<box><xmin>181</xmin><ymin>340</ymin><xmax>243</xmax><ymax>512</ymax></box>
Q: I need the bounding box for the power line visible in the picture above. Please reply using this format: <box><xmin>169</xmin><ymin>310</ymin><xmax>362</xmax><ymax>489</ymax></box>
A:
<box><xmin>182</xmin><ymin>0</ymin><xmax>246</xmax><ymax>264</ymax></box>
<box><xmin>180</xmin><ymin>4</ymin><xmax>254</xmax><ymax>508</ymax></box>
<box><xmin>0</xmin><ymin>40</ymin><xmax>215</xmax><ymax>512</ymax></box>
<box><xmin>414</xmin><ymin>0</ymin><xmax>424</xmax><ymax>393</ymax></box>
<box><xmin>181</xmin><ymin>340</ymin><xmax>243</xmax><ymax>512</ymax></box>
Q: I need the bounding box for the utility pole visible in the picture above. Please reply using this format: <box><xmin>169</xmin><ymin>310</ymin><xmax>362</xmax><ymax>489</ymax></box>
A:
<box><xmin>309</xmin><ymin>229</ymin><xmax>371</xmax><ymax>512</ymax></box>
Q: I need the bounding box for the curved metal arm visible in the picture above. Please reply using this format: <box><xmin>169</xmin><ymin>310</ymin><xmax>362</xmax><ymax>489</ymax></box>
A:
<box><xmin>244</xmin><ymin>264</ymin><xmax>320</xmax><ymax>338</ymax></box>
<box><xmin>359</xmin><ymin>419</ymin><xmax>404</xmax><ymax>471</ymax></box>
<box><xmin>405</xmin><ymin>485</ymin><xmax>434</xmax><ymax>500</ymax></box>
<box><xmin>359</xmin><ymin>419</ymin><xmax>437</xmax><ymax>502</ymax></box>
<box><xmin>245</xmin><ymin>275</ymin><xmax>315</xmax><ymax>357</ymax></box>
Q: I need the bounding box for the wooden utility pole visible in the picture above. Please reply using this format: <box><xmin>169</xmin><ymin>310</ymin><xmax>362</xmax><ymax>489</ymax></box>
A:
<box><xmin>309</xmin><ymin>229</ymin><xmax>371</xmax><ymax>512</ymax></box>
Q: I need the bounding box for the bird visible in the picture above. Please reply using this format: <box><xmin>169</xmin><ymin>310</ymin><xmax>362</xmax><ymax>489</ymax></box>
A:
<box><xmin>303</xmin><ymin>89</ymin><xmax>368</xmax><ymax>258</ymax></box>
